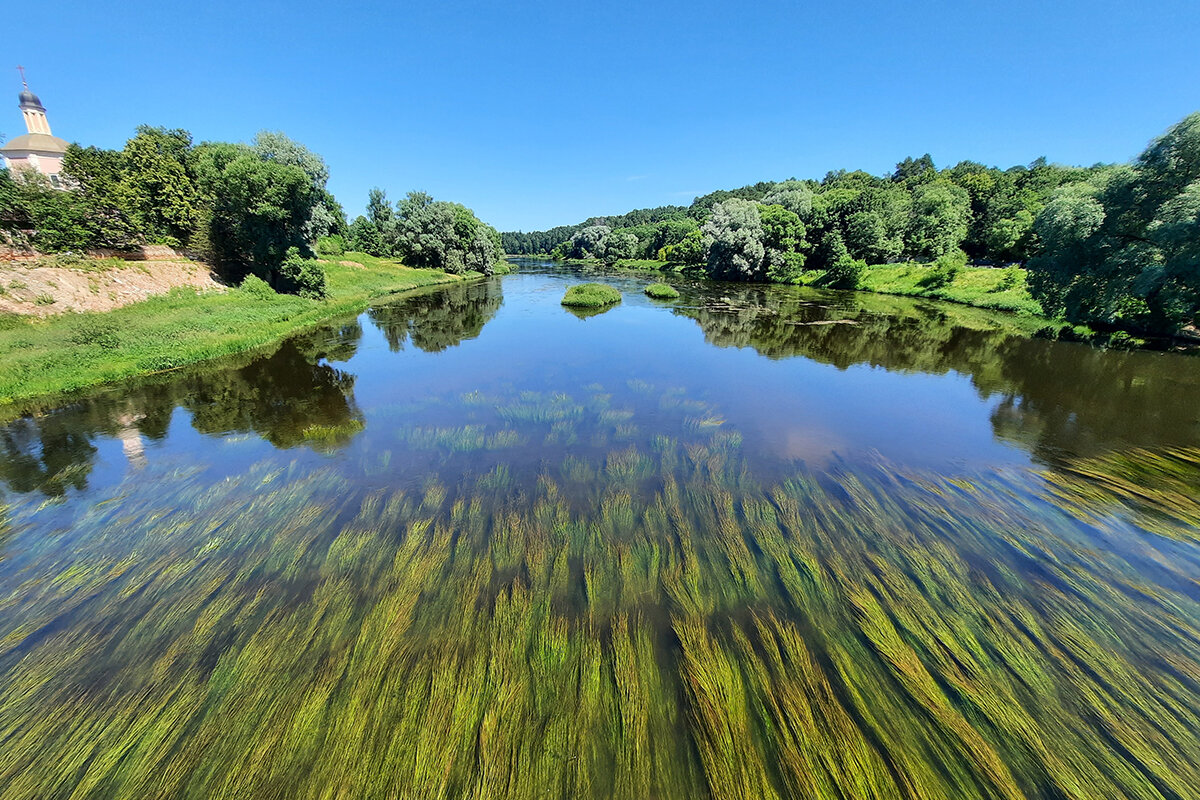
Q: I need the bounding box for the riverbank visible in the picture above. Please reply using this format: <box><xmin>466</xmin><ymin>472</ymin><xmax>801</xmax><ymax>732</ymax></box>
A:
<box><xmin>601</xmin><ymin>257</ymin><xmax>1046</xmax><ymax>317</ymax></box>
<box><xmin>0</xmin><ymin>252</ymin><xmax>227</xmax><ymax>317</ymax></box>
<box><xmin>0</xmin><ymin>252</ymin><xmax>469</xmax><ymax>411</ymax></box>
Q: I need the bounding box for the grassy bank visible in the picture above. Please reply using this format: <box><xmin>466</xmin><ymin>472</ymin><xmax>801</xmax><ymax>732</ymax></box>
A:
<box><xmin>0</xmin><ymin>252</ymin><xmax>467</xmax><ymax>409</ymax></box>
<box><xmin>605</xmin><ymin>257</ymin><xmax>1045</xmax><ymax>317</ymax></box>
<box><xmin>852</xmin><ymin>262</ymin><xmax>1043</xmax><ymax>316</ymax></box>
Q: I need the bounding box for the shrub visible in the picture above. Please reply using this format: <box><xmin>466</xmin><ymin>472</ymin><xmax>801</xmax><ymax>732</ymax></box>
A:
<box><xmin>277</xmin><ymin>247</ymin><xmax>327</xmax><ymax>299</ymax></box>
<box><xmin>996</xmin><ymin>265</ymin><xmax>1022</xmax><ymax>291</ymax></box>
<box><xmin>240</xmin><ymin>274</ymin><xmax>277</xmax><ymax>299</ymax></box>
<box><xmin>561</xmin><ymin>283</ymin><xmax>622</xmax><ymax>308</ymax></box>
<box><xmin>1106</xmin><ymin>330</ymin><xmax>1148</xmax><ymax>350</ymax></box>
<box><xmin>33</xmin><ymin>294</ymin><xmax>56</xmax><ymax>306</ymax></box>
<box><xmin>68</xmin><ymin>317</ymin><xmax>121</xmax><ymax>348</ymax></box>
<box><xmin>644</xmin><ymin>283</ymin><xmax>680</xmax><ymax>299</ymax></box>
<box><xmin>823</xmin><ymin>255</ymin><xmax>866</xmax><ymax>289</ymax></box>
<box><xmin>315</xmin><ymin>235</ymin><xmax>346</xmax><ymax>256</ymax></box>
<box><xmin>920</xmin><ymin>249</ymin><xmax>967</xmax><ymax>289</ymax></box>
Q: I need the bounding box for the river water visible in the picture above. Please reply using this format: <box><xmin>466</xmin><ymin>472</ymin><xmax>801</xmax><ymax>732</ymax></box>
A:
<box><xmin>1</xmin><ymin>261</ymin><xmax>1198</xmax><ymax>799</ymax></box>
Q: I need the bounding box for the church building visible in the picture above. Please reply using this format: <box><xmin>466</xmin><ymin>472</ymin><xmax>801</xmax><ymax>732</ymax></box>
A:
<box><xmin>1</xmin><ymin>70</ymin><xmax>69</xmax><ymax>187</ymax></box>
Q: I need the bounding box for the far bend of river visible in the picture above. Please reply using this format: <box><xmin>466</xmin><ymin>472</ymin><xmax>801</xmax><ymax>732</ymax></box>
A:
<box><xmin>1</xmin><ymin>260</ymin><xmax>1199</xmax><ymax>799</ymax></box>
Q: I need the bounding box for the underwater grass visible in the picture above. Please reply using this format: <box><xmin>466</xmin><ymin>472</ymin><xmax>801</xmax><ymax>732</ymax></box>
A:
<box><xmin>561</xmin><ymin>283</ymin><xmax>622</xmax><ymax>309</ymax></box>
<box><xmin>1</xmin><ymin>432</ymin><xmax>1200</xmax><ymax>798</ymax></box>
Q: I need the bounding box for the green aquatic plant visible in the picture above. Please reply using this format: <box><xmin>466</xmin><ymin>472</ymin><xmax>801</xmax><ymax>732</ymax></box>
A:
<box><xmin>644</xmin><ymin>283</ymin><xmax>680</xmax><ymax>300</ymax></box>
<box><xmin>1</xmin><ymin>418</ymin><xmax>1199</xmax><ymax>798</ymax></box>
<box><xmin>561</xmin><ymin>283</ymin><xmax>622</xmax><ymax>308</ymax></box>
<box><xmin>300</xmin><ymin>419</ymin><xmax>365</xmax><ymax>447</ymax></box>
<box><xmin>1045</xmin><ymin>446</ymin><xmax>1200</xmax><ymax>541</ymax></box>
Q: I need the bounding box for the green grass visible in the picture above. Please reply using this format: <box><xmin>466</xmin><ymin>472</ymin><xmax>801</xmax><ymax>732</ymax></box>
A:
<box><xmin>562</xmin><ymin>282</ymin><xmax>622</xmax><ymax>309</ymax></box>
<box><xmin>836</xmin><ymin>262</ymin><xmax>1045</xmax><ymax>316</ymax></box>
<box><xmin>644</xmin><ymin>283</ymin><xmax>681</xmax><ymax>300</ymax></box>
<box><xmin>580</xmin><ymin>256</ymin><xmax>1044</xmax><ymax>318</ymax></box>
<box><xmin>0</xmin><ymin>253</ymin><xmax>466</xmax><ymax>410</ymax></box>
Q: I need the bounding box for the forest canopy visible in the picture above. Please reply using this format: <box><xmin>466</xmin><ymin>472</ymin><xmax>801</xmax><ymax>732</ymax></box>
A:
<box><xmin>503</xmin><ymin>111</ymin><xmax>1200</xmax><ymax>337</ymax></box>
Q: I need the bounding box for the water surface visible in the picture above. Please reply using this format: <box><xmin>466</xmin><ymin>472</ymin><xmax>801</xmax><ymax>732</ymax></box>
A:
<box><xmin>1</xmin><ymin>262</ymin><xmax>1198</xmax><ymax>799</ymax></box>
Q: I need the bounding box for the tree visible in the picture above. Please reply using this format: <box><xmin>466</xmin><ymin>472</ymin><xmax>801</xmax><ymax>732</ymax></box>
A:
<box><xmin>251</xmin><ymin>130</ymin><xmax>330</xmax><ymax>188</ymax></box>
<box><xmin>567</xmin><ymin>225</ymin><xmax>612</xmax><ymax>260</ymax></box>
<box><xmin>893</xmin><ymin>154</ymin><xmax>936</xmax><ymax>184</ymax></box>
<box><xmin>393</xmin><ymin>191</ymin><xmax>502</xmax><ymax>275</ymax></box>
<box><xmin>604</xmin><ymin>230</ymin><xmax>639</xmax><ymax>261</ymax></box>
<box><xmin>908</xmin><ymin>181</ymin><xmax>970</xmax><ymax>260</ymax></box>
<box><xmin>844</xmin><ymin>210</ymin><xmax>901</xmax><ymax>264</ymax></box>
<box><xmin>823</xmin><ymin>255</ymin><xmax>866</xmax><ymax>289</ymax></box>
<box><xmin>758</xmin><ymin>203</ymin><xmax>807</xmax><ymax>282</ymax></box>
<box><xmin>347</xmin><ymin>215</ymin><xmax>384</xmax><ymax>255</ymax></box>
<box><xmin>702</xmin><ymin>199</ymin><xmax>766</xmax><ymax>281</ymax></box>
<box><xmin>120</xmin><ymin>126</ymin><xmax>200</xmax><ymax>244</ymax></box>
<box><xmin>663</xmin><ymin>228</ymin><xmax>706</xmax><ymax>264</ymax></box>
<box><xmin>1026</xmin><ymin>114</ymin><xmax>1200</xmax><ymax>334</ymax></box>
<box><xmin>762</xmin><ymin>180</ymin><xmax>815</xmax><ymax>217</ymax></box>
<box><xmin>813</xmin><ymin>228</ymin><xmax>849</xmax><ymax>271</ymax></box>
<box><xmin>60</xmin><ymin>145</ymin><xmax>140</xmax><ymax>248</ymax></box>
<box><xmin>366</xmin><ymin>187</ymin><xmax>398</xmax><ymax>255</ymax></box>
<box><xmin>204</xmin><ymin>153</ymin><xmax>318</xmax><ymax>285</ymax></box>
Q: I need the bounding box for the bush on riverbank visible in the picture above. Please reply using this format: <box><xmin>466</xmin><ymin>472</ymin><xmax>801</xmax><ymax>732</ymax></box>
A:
<box><xmin>644</xmin><ymin>283</ymin><xmax>680</xmax><ymax>299</ymax></box>
<box><xmin>562</xmin><ymin>283</ymin><xmax>621</xmax><ymax>308</ymax></box>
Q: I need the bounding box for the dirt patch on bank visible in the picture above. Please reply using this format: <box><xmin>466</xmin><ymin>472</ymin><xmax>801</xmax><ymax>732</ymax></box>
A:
<box><xmin>0</xmin><ymin>260</ymin><xmax>227</xmax><ymax>316</ymax></box>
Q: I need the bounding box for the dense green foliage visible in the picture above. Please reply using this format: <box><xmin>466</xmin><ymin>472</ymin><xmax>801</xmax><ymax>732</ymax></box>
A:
<box><xmin>561</xmin><ymin>282</ymin><xmax>622</xmax><ymax>308</ymax></box>
<box><xmin>1030</xmin><ymin>112</ymin><xmax>1200</xmax><ymax>334</ymax></box>
<box><xmin>0</xmin><ymin>127</ymin><xmax>345</xmax><ymax>295</ymax></box>
<box><xmin>503</xmin><ymin>111</ymin><xmax>1200</xmax><ymax>337</ymax></box>
<box><xmin>346</xmin><ymin>189</ymin><xmax>504</xmax><ymax>276</ymax></box>
<box><xmin>0</xmin><ymin>254</ymin><xmax>463</xmax><ymax>407</ymax></box>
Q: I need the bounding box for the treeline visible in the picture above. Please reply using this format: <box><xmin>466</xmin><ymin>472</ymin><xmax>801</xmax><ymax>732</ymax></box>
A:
<box><xmin>505</xmin><ymin>111</ymin><xmax>1200</xmax><ymax>337</ymax></box>
<box><xmin>0</xmin><ymin>127</ymin><xmax>343</xmax><ymax>297</ymax></box>
<box><xmin>0</xmin><ymin>127</ymin><xmax>508</xmax><ymax>295</ymax></box>
<box><xmin>342</xmin><ymin>188</ymin><xmax>504</xmax><ymax>276</ymax></box>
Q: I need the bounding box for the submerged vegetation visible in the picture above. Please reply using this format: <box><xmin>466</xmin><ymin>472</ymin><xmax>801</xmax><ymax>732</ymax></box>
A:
<box><xmin>562</xmin><ymin>282</ymin><xmax>622</xmax><ymax>308</ymax></box>
<box><xmin>505</xmin><ymin>110</ymin><xmax>1200</xmax><ymax>341</ymax></box>
<box><xmin>1</xmin><ymin>395</ymin><xmax>1198</xmax><ymax>798</ymax></box>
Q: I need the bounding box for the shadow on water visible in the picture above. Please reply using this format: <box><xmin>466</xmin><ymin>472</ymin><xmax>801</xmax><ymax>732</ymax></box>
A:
<box><xmin>0</xmin><ymin>278</ymin><xmax>509</xmax><ymax>498</ymax></box>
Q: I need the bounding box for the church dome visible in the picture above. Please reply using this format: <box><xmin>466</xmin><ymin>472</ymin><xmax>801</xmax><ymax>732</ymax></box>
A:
<box><xmin>0</xmin><ymin>132</ymin><xmax>69</xmax><ymax>155</ymax></box>
<box><xmin>18</xmin><ymin>89</ymin><xmax>44</xmax><ymax>109</ymax></box>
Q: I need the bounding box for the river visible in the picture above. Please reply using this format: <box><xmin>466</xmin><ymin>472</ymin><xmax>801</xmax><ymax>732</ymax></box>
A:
<box><xmin>1</xmin><ymin>261</ymin><xmax>1197</xmax><ymax>798</ymax></box>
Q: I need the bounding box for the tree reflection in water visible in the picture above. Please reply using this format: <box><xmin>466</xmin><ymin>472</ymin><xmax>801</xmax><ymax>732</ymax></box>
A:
<box><xmin>368</xmin><ymin>277</ymin><xmax>503</xmax><ymax>353</ymax></box>
<box><xmin>0</xmin><ymin>321</ymin><xmax>366</xmax><ymax>497</ymax></box>
<box><xmin>674</xmin><ymin>283</ymin><xmax>1200</xmax><ymax>467</ymax></box>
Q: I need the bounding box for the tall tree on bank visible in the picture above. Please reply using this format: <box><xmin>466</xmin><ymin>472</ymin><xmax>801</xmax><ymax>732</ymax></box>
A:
<box><xmin>349</xmin><ymin>190</ymin><xmax>503</xmax><ymax>275</ymax></box>
<box><xmin>1029</xmin><ymin>112</ymin><xmax>1200</xmax><ymax>334</ymax></box>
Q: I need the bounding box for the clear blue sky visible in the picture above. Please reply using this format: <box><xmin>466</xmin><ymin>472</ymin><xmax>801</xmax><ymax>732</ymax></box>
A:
<box><xmin>8</xmin><ymin>0</ymin><xmax>1199</xmax><ymax>231</ymax></box>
